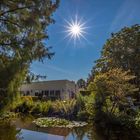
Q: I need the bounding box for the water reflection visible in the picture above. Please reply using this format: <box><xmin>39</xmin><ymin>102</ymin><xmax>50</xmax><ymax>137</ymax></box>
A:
<box><xmin>0</xmin><ymin>118</ymin><xmax>91</xmax><ymax>140</ymax></box>
<box><xmin>0</xmin><ymin>121</ymin><xmax>22</xmax><ymax>140</ymax></box>
<box><xmin>0</xmin><ymin>117</ymin><xmax>140</xmax><ymax>140</ymax></box>
<box><xmin>20</xmin><ymin>129</ymin><xmax>65</xmax><ymax>140</ymax></box>
<box><xmin>87</xmin><ymin>124</ymin><xmax>140</xmax><ymax>140</ymax></box>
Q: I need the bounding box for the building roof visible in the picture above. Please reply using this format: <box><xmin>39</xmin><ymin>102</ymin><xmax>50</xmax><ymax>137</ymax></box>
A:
<box><xmin>25</xmin><ymin>79</ymin><xmax>75</xmax><ymax>84</ymax></box>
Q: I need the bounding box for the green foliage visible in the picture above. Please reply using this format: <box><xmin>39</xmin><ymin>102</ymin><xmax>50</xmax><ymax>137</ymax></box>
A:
<box><xmin>79</xmin><ymin>90</ymin><xmax>91</xmax><ymax>96</ymax></box>
<box><xmin>86</xmin><ymin>24</ymin><xmax>140</xmax><ymax>129</ymax></box>
<box><xmin>89</xmin><ymin>24</ymin><xmax>140</xmax><ymax>90</ymax></box>
<box><xmin>77</xmin><ymin>79</ymin><xmax>86</xmax><ymax>89</ymax></box>
<box><xmin>10</xmin><ymin>96</ymin><xmax>32</xmax><ymax>112</ymax></box>
<box><xmin>76</xmin><ymin>93</ymin><xmax>86</xmax><ymax>111</ymax></box>
<box><xmin>0</xmin><ymin>121</ymin><xmax>20</xmax><ymax>140</ymax></box>
<box><xmin>76</xmin><ymin>93</ymin><xmax>87</xmax><ymax>120</ymax></box>
<box><xmin>53</xmin><ymin>99</ymin><xmax>77</xmax><ymax>119</ymax></box>
<box><xmin>87</xmin><ymin>68</ymin><xmax>138</xmax><ymax>123</ymax></box>
<box><xmin>0</xmin><ymin>112</ymin><xmax>17</xmax><ymax>120</ymax></box>
<box><xmin>77</xmin><ymin>110</ymin><xmax>89</xmax><ymax>121</ymax></box>
<box><xmin>0</xmin><ymin>0</ymin><xmax>59</xmax><ymax>111</ymax></box>
<box><xmin>117</xmin><ymin>114</ymin><xmax>136</xmax><ymax>128</ymax></box>
<box><xmin>76</xmin><ymin>93</ymin><xmax>95</xmax><ymax>120</ymax></box>
<box><xmin>34</xmin><ymin>117</ymin><xmax>88</xmax><ymax>128</ymax></box>
<box><xmin>14</xmin><ymin>98</ymin><xmax>33</xmax><ymax>114</ymax></box>
<box><xmin>34</xmin><ymin>117</ymin><xmax>70</xmax><ymax>127</ymax></box>
<box><xmin>135</xmin><ymin>111</ymin><xmax>140</xmax><ymax>128</ymax></box>
<box><xmin>84</xmin><ymin>94</ymin><xmax>96</xmax><ymax>119</ymax></box>
<box><xmin>10</xmin><ymin>96</ymin><xmax>52</xmax><ymax>115</ymax></box>
<box><xmin>32</xmin><ymin>101</ymin><xmax>52</xmax><ymax>115</ymax></box>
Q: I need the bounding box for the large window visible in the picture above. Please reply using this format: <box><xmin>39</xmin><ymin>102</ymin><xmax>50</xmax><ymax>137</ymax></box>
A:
<box><xmin>55</xmin><ymin>90</ymin><xmax>60</xmax><ymax>97</ymax></box>
<box><xmin>50</xmin><ymin>90</ymin><xmax>55</xmax><ymax>96</ymax></box>
<box><xmin>41</xmin><ymin>90</ymin><xmax>44</xmax><ymax>95</ymax></box>
<box><xmin>35</xmin><ymin>92</ymin><xmax>39</xmax><ymax>96</ymax></box>
<box><xmin>26</xmin><ymin>91</ymin><xmax>30</xmax><ymax>95</ymax></box>
<box><xmin>45</xmin><ymin>90</ymin><xmax>49</xmax><ymax>95</ymax></box>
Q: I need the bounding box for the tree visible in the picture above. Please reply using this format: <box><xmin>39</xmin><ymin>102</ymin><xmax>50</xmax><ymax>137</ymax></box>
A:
<box><xmin>89</xmin><ymin>25</ymin><xmax>140</xmax><ymax>101</ymax></box>
<box><xmin>25</xmin><ymin>71</ymin><xmax>47</xmax><ymax>83</ymax></box>
<box><xmin>77</xmin><ymin>79</ymin><xmax>86</xmax><ymax>89</ymax></box>
<box><xmin>87</xmin><ymin>69</ymin><xmax>138</xmax><ymax>116</ymax></box>
<box><xmin>87</xmin><ymin>67</ymin><xmax>97</xmax><ymax>85</ymax></box>
<box><xmin>89</xmin><ymin>24</ymin><xmax>140</xmax><ymax>89</ymax></box>
<box><xmin>0</xmin><ymin>0</ymin><xmax>59</xmax><ymax>110</ymax></box>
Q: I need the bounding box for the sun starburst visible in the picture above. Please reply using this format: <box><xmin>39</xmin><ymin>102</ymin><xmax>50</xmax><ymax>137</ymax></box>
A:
<box><xmin>64</xmin><ymin>15</ymin><xmax>87</xmax><ymax>44</ymax></box>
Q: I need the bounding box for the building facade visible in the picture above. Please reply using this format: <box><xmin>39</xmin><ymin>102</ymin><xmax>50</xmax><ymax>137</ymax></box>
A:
<box><xmin>20</xmin><ymin>80</ymin><xmax>77</xmax><ymax>100</ymax></box>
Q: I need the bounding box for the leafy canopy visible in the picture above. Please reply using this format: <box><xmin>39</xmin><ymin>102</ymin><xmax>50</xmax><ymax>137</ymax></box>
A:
<box><xmin>88</xmin><ymin>24</ymin><xmax>140</xmax><ymax>87</ymax></box>
<box><xmin>0</xmin><ymin>0</ymin><xmax>59</xmax><ymax>110</ymax></box>
<box><xmin>87</xmin><ymin>69</ymin><xmax>138</xmax><ymax>115</ymax></box>
<box><xmin>77</xmin><ymin>79</ymin><xmax>86</xmax><ymax>89</ymax></box>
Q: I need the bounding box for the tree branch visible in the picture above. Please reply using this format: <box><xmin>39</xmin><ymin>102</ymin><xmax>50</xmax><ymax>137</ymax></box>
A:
<box><xmin>0</xmin><ymin>18</ymin><xmax>22</xmax><ymax>28</ymax></box>
<box><xmin>0</xmin><ymin>6</ymin><xmax>34</xmax><ymax>16</ymax></box>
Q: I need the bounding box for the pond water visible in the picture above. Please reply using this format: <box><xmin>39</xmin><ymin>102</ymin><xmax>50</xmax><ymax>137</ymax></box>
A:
<box><xmin>0</xmin><ymin>116</ymin><xmax>139</xmax><ymax>140</ymax></box>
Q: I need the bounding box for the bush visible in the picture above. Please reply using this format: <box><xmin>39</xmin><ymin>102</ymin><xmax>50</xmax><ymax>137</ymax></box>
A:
<box><xmin>15</xmin><ymin>101</ymin><xmax>33</xmax><ymax>114</ymax></box>
<box><xmin>76</xmin><ymin>93</ymin><xmax>96</xmax><ymax>120</ymax></box>
<box><xmin>135</xmin><ymin>111</ymin><xmax>140</xmax><ymax>128</ymax></box>
<box><xmin>53</xmin><ymin>99</ymin><xmax>77</xmax><ymax>119</ymax></box>
<box><xmin>76</xmin><ymin>93</ymin><xmax>85</xmax><ymax>111</ymax></box>
<box><xmin>10</xmin><ymin>96</ymin><xmax>33</xmax><ymax>113</ymax></box>
<box><xmin>77</xmin><ymin>110</ymin><xmax>89</xmax><ymax>121</ymax></box>
<box><xmin>31</xmin><ymin>101</ymin><xmax>52</xmax><ymax>115</ymax></box>
<box><xmin>0</xmin><ymin>112</ymin><xmax>17</xmax><ymax>120</ymax></box>
<box><xmin>10</xmin><ymin>96</ymin><xmax>52</xmax><ymax>116</ymax></box>
<box><xmin>21</xmin><ymin>96</ymin><xmax>33</xmax><ymax>102</ymax></box>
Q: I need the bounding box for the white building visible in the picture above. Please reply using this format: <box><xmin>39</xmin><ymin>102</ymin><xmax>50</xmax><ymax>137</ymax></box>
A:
<box><xmin>20</xmin><ymin>80</ymin><xmax>77</xmax><ymax>100</ymax></box>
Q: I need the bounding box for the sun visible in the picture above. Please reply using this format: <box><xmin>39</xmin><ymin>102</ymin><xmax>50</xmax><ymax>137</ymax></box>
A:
<box><xmin>64</xmin><ymin>15</ymin><xmax>87</xmax><ymax>43</ymax></box>
<box><xmin>71</xmin><ymin>24</ymin><xmax>81</xmax><ymax>35</ymax></box>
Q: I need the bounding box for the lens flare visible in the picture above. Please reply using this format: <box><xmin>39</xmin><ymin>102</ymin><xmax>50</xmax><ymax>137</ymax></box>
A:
<box><xmin>64</xmin><ymin>15</ymin><xmax>88</xmax><ymax>44</ymax></box>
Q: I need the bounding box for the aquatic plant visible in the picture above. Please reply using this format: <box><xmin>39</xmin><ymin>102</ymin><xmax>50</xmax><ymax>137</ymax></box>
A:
<box><xmin>34</xmin><ymin>117</ymin><xmax>88</xmax><ymax>128</ymax></box>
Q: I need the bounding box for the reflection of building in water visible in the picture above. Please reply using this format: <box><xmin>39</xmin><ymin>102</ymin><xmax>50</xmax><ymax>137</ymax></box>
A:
<box><xmin>20</xmin><ymin>129</ymin><xmax>67</xmax><ymax>140</ymax></box>
<box><xmin>39</xmin><ymin>127</ymin><xmax>70</xmax><ymax>137</ymax></box>
<box><xmin>20</xmin><ymin>80</ymin><xmax>77</xmax><ymax>100</ymax></box>
<box><xmin>12</xmin><ymin>118</ymin><xmax>70</xmax><ymax>140</ymax></box>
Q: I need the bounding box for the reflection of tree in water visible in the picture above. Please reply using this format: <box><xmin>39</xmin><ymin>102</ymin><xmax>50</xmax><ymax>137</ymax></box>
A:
<box><xmin>0</xmin><ymin>121</ymin><xmax>22</xmax><ymax>140</ymax></box>
<box><xmin>106</xmin><ymin>127</ymin><xmax>140</xmax><ymax>140</ymax></box>
<box><xmin>16</xmin><ymin>130</ymin><xmax>24</xmax><ymax>140</ymax></box>
<box><xmin>71</xmin><ymin>126</ymin><xmax>89</xmax><ymax>140</ymax></box>
<box><xmin>87</xmin><ymin>124</ymin><xmax>140</xmax><ymax>140</ymax></box>
<box><xmin>1</xmin><ymin>119</ymin><xmax>139</xmax><ymax>140</ymax></box>
<box><xmin>19</xmin><ymin>115</ymin><xmax>34</xmax><ymax>123</ymax></box>
<box><xmin>70</xmin><ymin>125</ymin><xmax>106</xmax><ymax>140</ymax></box>
<box><xmin>87</xmin><ymin>125</ymin><xmax>104</xmax><ymax>140</ymax></box>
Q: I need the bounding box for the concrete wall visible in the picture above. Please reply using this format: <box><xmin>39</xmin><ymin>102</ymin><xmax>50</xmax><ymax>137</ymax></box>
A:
<box><xmin>20</xmin><ymin>80</ymin><xmax>77</xmax><ymax>100</ymax></box>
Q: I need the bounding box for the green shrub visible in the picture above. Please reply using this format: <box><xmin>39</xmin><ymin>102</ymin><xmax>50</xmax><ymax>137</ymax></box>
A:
<box><xmin>76</xmin><ymin>93</ymin><xmax>85</xmax><ymax>111</ymax></box>
<box><xmin>31</xmin><ymin>102</ymin><xmax>42</xmax><ymax>114</ymax></box>
<box><xmin>53</xmin><ymin>99</ymin><xmax>77</xmax><ymax>119</ymax></box>
<box><xmin>10</xmin><ymin>96</ymin><xmax>33</xmax><ymax>112</ymax></box>
<box><xmin>0</xmin><ymin>112</ymin><xmax>17</xmax><ymax>120</ymax></box>
<box><xmin>135</xmin><ymin>111</ymin><xmax>140</xmax><ymax>128</ymax></box>
<box><xmin>77</xmin><ymin>110</ymin><xmax>89</xmax><ymax>121</ymax></box>
<box><xmin>31</xmin><ymin>101</ymin><xmax>52</xmax><ymax>116</ymax></box>
<box><xmin>34</xmin><ymin>117</ymin><xmax>88</xmax><ymax>128</ymax></box>
<box><xmin>34</xmin><ymin>117</ymin><xmax>70</xmax><ymax>127</ymax></box>
<box><xmin>15</xmin><ymin>100</ymin><xmax>33</xmax><ymax>114</ymax></box>
<box><xmin>76</xmin><ymin>93</ymin><xmax>96</xmax><ymax>120</ymax></box>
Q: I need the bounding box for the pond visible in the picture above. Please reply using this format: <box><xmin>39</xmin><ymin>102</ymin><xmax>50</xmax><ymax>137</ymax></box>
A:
<box><xmin>0</xmin><ymin>116</ymin><xmax>139</xmax><ymax>140</ymax></box>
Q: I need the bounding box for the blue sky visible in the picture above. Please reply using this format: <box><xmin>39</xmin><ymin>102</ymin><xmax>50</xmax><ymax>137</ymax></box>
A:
<box><xmin>31</xmin><ymin>0</ymin><xmax>140</xmax><ymax>82</ymax></box>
